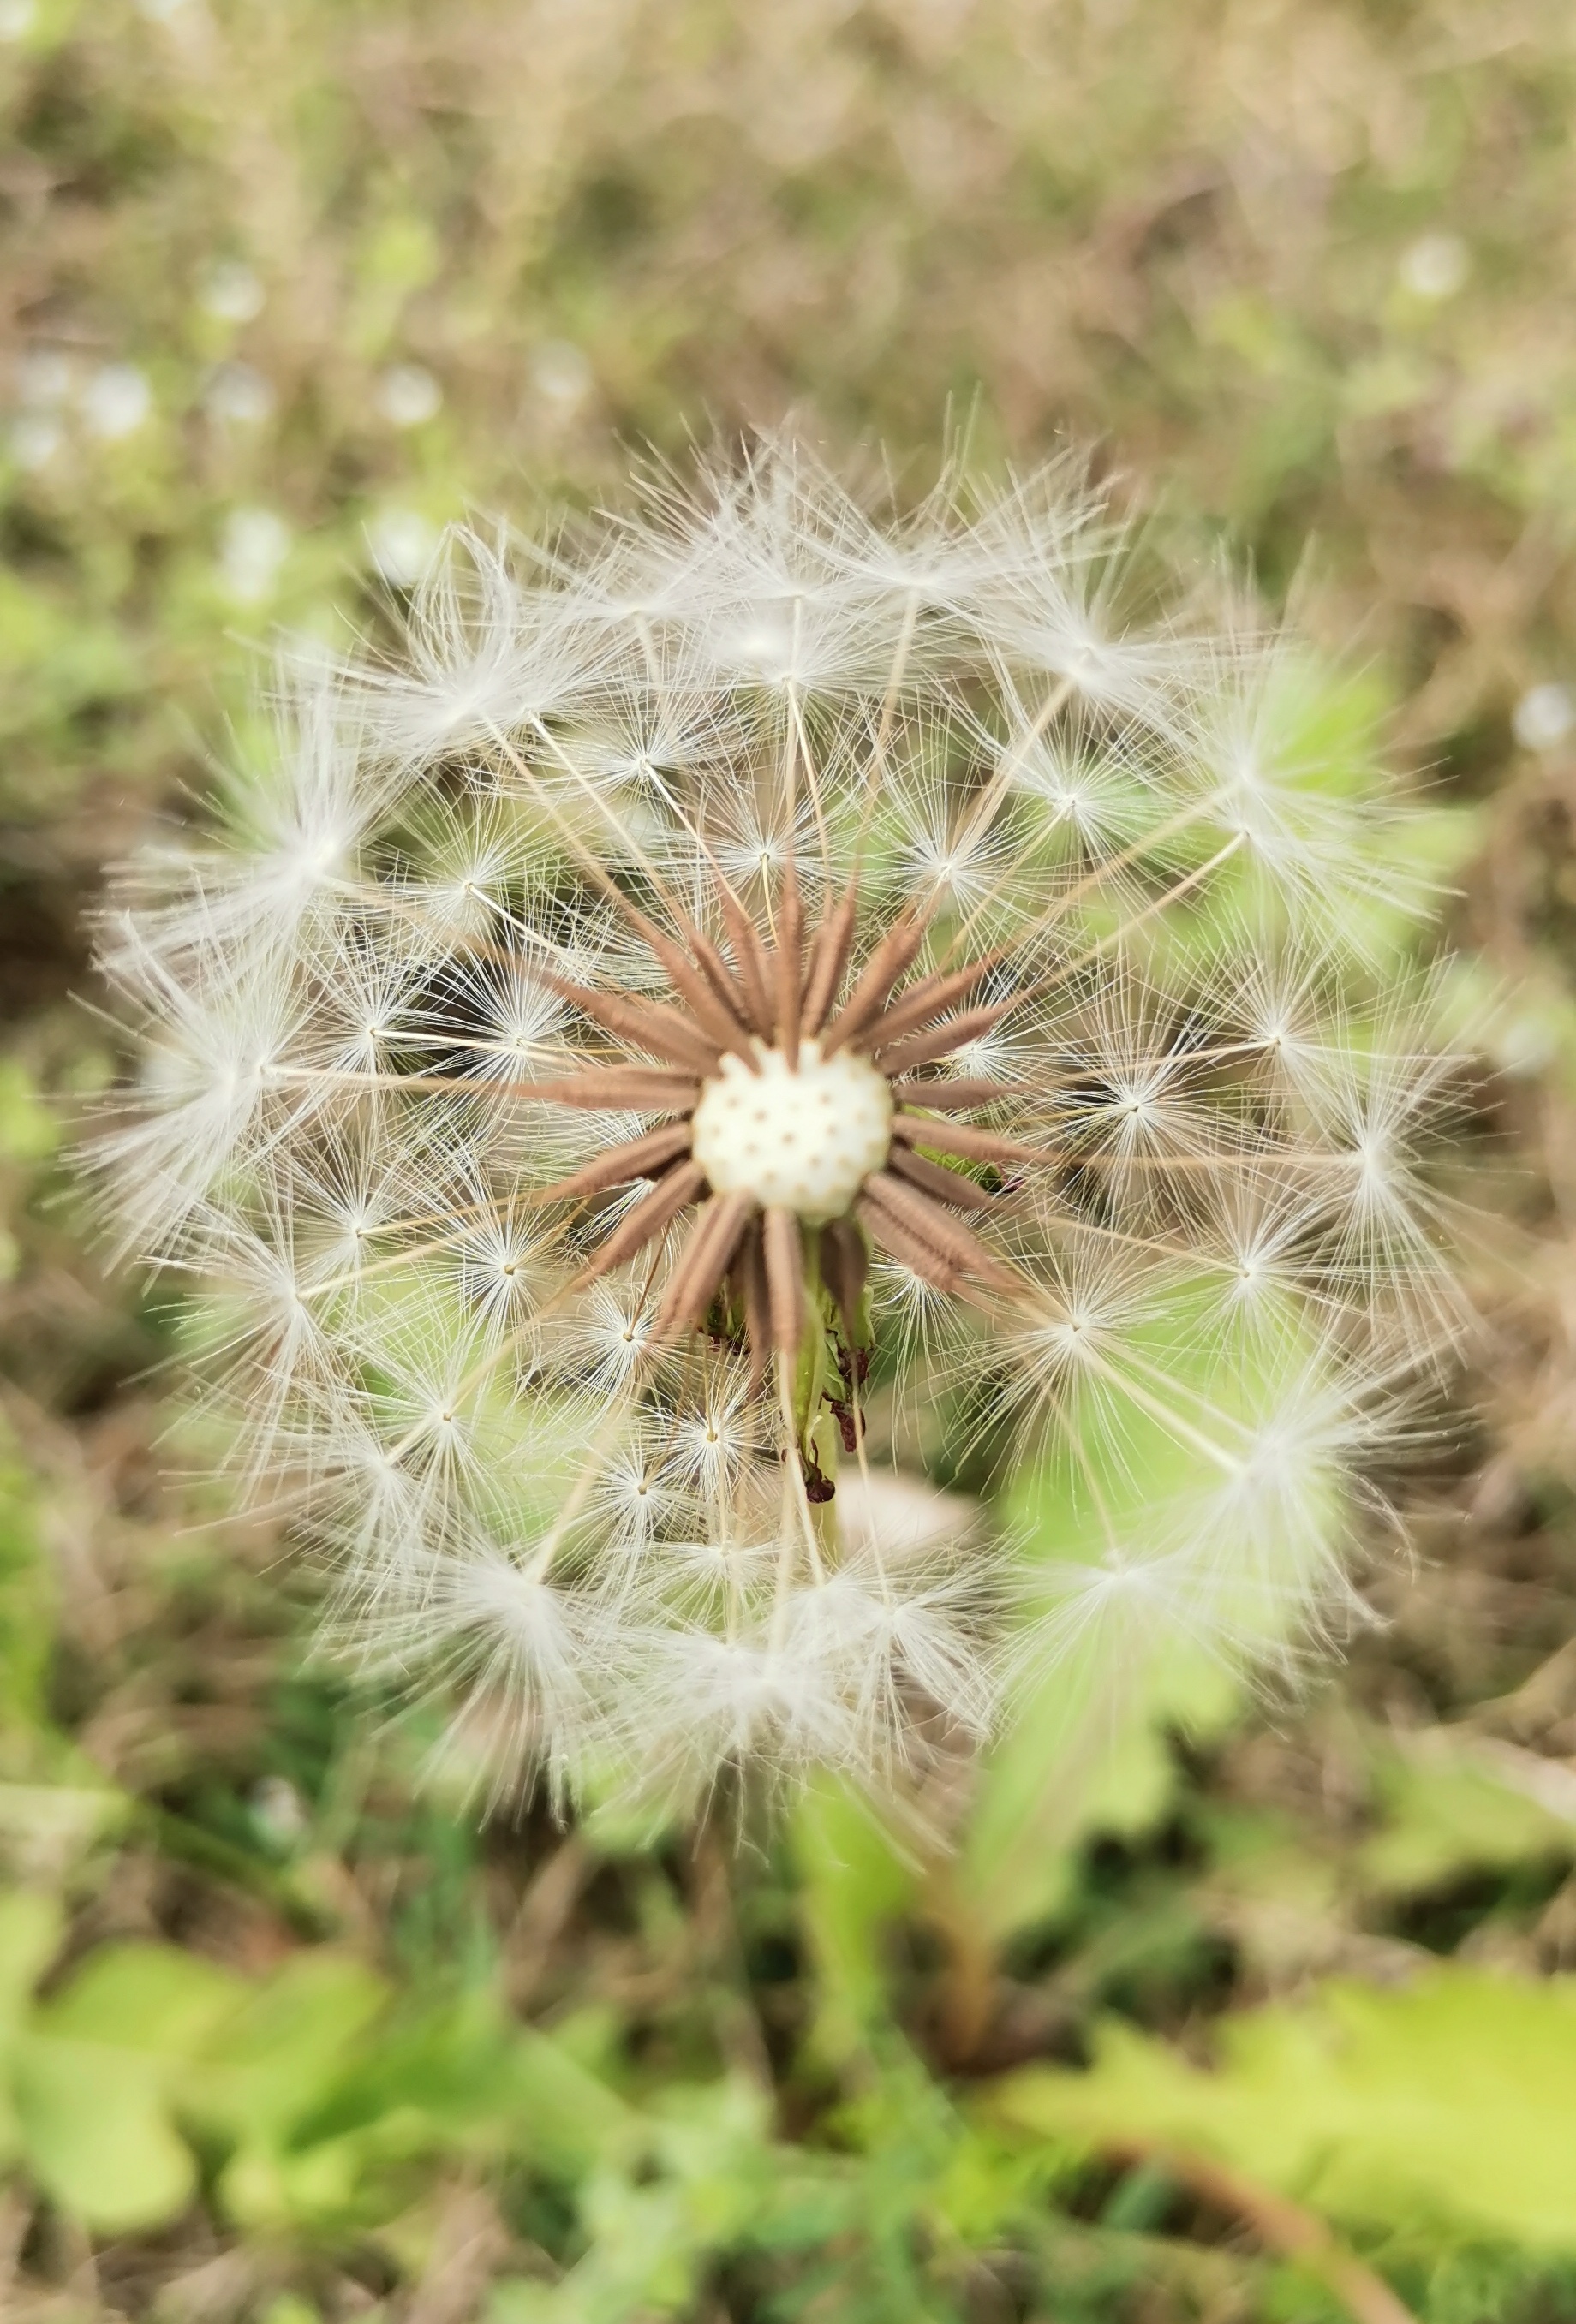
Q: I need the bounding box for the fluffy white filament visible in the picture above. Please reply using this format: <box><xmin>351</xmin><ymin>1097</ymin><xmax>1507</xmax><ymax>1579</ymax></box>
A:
<box><xmin>93</xmin><ymin>440</ymin><xmax>1463</xmax><ymax>1815</ymax></box>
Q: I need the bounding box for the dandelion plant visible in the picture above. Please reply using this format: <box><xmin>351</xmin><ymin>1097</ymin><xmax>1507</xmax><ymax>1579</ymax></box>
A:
<box><xmin>94</xmin><ymin>442</ymin><xmax>1461</xmax><ymax>1813</ymax></box>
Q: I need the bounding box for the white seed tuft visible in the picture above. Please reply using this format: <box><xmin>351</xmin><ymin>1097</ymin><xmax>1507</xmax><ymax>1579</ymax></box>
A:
<box><xmin>87</xmin><ymin>434</ymin><xmax>1468</xmax><ymax>1818</ymax></box>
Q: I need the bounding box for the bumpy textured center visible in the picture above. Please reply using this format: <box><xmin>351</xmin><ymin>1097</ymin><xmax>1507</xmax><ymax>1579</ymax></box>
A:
<box><xmin>691</xmin><ymin>1040</ymin><xmax>893</xmax><ymax>1225</ymax></box>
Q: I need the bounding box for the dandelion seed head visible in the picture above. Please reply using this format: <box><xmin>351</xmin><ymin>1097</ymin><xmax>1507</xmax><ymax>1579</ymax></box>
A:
<box><xmin>90</xmin><ymin>434</ymin><xmax>1466</xmax><ymax>1813</ymax></box>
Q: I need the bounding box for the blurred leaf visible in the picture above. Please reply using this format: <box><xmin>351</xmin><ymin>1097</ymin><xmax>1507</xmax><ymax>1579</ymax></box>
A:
<box><xmin>258</xmin><ymin>2299</ymin><xmax>323</xmax><ymax>2324</ymax></box>
<box><xmin>989</xmin><ymin>1968</ymin><xmax>1576</xmax><ymax>2250</ymax></box>
<box><xmin>507</xmin><ymin>2020</ymin><xmax>634</xmax><ymax>2179</ymax></box>
<box><xmin>0</xmin><ymin>1887</ymin><xmax>63</xmax><ymax>2167</ymax></box>
<box><xmin>793</xmin><ymin>1774</ymin><xmax>916</xmax><ymax>2060</ymax></box>
<box><xmin>1359</xmin><ymin>1731</ymin><xmax>1576</xmax><ymax>1899</ymax></box>
<box><xmin>0</xmin><ymin>1890</ymin><xmax>62</xmax><ymax>2029</ymax></box>
<box><xmin>188</xmin><ymin>1950</ymin><xmax>391</xmax><ymax>2226</ymax></box>
<box><xmin>0</xmin><ymin>1063</ymin><xmax>57</xmax><ymax>1166</ymax></box>
<box><xmin>0</xmin><ymin>1435</ymin><xmax>51</xmax><ymax>1739</ymax></box>
<box><xmin>187</xmin><ymin>1943</ymin><xmax>631</xmax><ymax>2229</ymax></box>
<box><xmin>0</xmin><ymin>1434</ymin><xmax>132</xmax><ymax>1856</ymax></box>
<box><xmin>958</xmin><ymin>1290</ymin><xmax>1286</xmax><ymax>1942</ymax></box>
<box><xmin>15</xmin><ymin>1940</ymin><xmax>242</xmax><ymax>2232</ymax></box>
<box><xmin>548</xmin><ymin>2078</ymin><xmax>788</xmax><ymax>2324</ymax></box>
<box><xmin>349</xmin><ymin>212</ymin><xmax>441</xmax><ymax>359</ymax></box>
<box><xmin>0</xmin><ymin>569</ymin><xmax>141</xmax><ymax>747</ymax></box>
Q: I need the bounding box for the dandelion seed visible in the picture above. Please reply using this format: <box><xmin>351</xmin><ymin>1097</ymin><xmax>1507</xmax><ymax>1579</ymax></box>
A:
<box><xmin>93</xmin><ymin>437</ymin><xmax>1465</xmax><ymax>1812</ymax></box>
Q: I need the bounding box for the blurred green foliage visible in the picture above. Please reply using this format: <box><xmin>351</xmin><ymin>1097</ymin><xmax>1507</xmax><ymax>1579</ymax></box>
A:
<box><xmin>9</xmin><ymin>1</ymin><xmax>1576</xmax><ymax>2318</ymax></box>
<box><xmin>994</xmin><ymin>1969</ymin><xmax>1576</xmax><ymax>2255</ymax></box>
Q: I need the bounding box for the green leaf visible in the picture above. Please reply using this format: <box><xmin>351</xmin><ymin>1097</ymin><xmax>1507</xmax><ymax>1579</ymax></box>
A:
<box><xmin>0</xmin><ymin>1433</ymin><xmax>51</xmax><ymax>1739</ymax></box>
<box><xmin>257</xmin><ymin>2299</ymin><xmax>324</xmax><ymax>2324</ymax></box>
<box><xmin>988</xmin><ymin>1968</ymin><xmax>1576</xmax><ymax>2250</ymax></box>
<box><xmin>505</xmin><ymin>2022</ymin><xmax>635</xmax><ymax>2179</ymax></box>
<box><xmin>1359</xmin><ymin>1732</ymin><xmax>1576</xmax><ymax>1898</ymax></box>
<box><xmin>959</xmin><ymin>1290</ymin><xmax>1304</xmax><ymax>1940</ymax></box>
<box><xmin>188</xmin><ymin>1949</ymin><xmax>390</xmax><ymax>2151</ymax></box>
<box><xmin>0</xmin><ymin>1061</ymin><xmax>57</xmax><ymax>1165</ymax></box>
<box><xmin>0</xmin><ymin>569</ymin><xmax>141</xmax><ymax>755</ymax></box>
<box><xmin>793</xmin><ymin>1774</ymin><xmax>917</xmax><ymax>2059</ymax></box>
<box><xmin>301</xmin><ymin>1987</ymin><xmax>631</xmax><ymax>2184</ymax></box>
<box><xmin>0</xmin><ymin>1889</ymin><xmax>63</xmax><ymax>2166</ymax></box>
<box><xmin>548</xmin><ymin>2078</ymin><xmax>779</xmax><ymax>2324</ymax></box>
<box><xmin>15</xmin><ymin>1941</ymin><xmax>242</xmax><ymax>2232</ymax></box>
<box><xmin>0</xmin><ymin>1888</ymin><xmax>62</xmax><ymax>2031</ymax></box>
<box><xmin>33</xmin><ymin>1940</ymin><xmax>242</xmax><ymax>2053</ymax></box>
<box><xmin>190</xmin><ymin>1946</ymin><xmax>630</xmax><ymax>2228</ymax></box>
